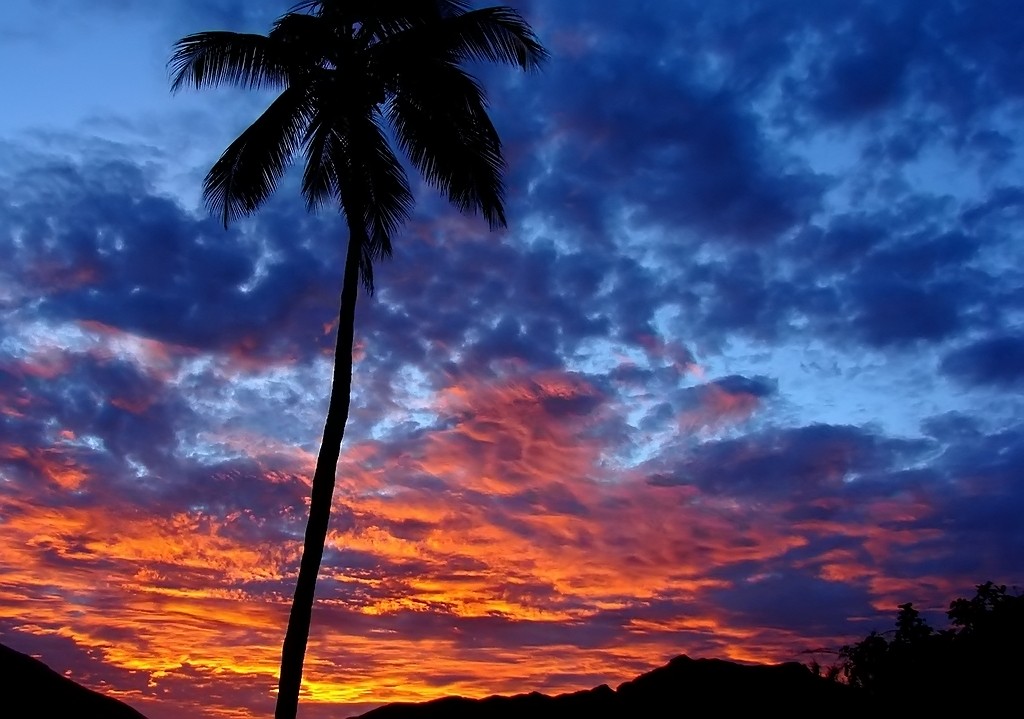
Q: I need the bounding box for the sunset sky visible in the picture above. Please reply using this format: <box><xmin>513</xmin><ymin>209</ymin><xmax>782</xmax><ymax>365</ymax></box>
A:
<box><xmin>2</xmin><ymin>1</ymin><xmax>1023</xmax><ymax>717</ymax></box>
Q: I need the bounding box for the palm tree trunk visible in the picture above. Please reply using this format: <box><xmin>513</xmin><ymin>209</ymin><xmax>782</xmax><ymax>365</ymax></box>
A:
<box><xmin>275</xmin><ymin>228</ymin><xmax>362</xmax><ymax>719</ymax></box>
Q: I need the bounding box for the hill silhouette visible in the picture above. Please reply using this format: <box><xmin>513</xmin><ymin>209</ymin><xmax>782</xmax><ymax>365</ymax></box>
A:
<box><xmin>3</xmin><ymin>583</ymin><xmax>1017</xmax><ymax>716</ymax></box>
<box><xmin>1</xmin><ymin>643</ymin><xmax>861</xmax><ymax>719</ymax></box>
<box><xmin>352</xmin><ymin>654</ymin><xmax>863</xmax><ymax>718</ymax></box>
<box><xmin>0</xmin><ymin>643</ymin><xmax>147</xmax><ymax>719</ymax></box>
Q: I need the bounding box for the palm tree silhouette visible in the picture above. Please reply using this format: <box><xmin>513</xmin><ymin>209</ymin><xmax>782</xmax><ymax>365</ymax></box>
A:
<box><xmin>169</xmin><ymin>2</ymin><xmax>546</xmax><ymax>717</ymax></box>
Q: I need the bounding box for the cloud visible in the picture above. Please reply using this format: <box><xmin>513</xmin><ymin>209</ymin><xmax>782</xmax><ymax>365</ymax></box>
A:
<box><xmin>648</xmin><ymin>423</ymin><xmax>932</xmax><ymax>498</ymax></box>
<box><xmin>0</xmin><ymin>151</ymin><xmax>351</xmax><ymax>364</ymax></box>
<box><xmin>941</xmin><ymin>335</ymin><xmax>1024</xmax><ymax>388</ymax></box>
<box><xmin>3</xmin><ymin>1</ymin><xmax>1024</xmax><ymax>717</ymax></box>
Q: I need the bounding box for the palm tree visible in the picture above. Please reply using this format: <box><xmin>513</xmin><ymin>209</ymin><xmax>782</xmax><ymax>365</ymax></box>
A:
<box><xmin>169</xmin><ymin>2</ymin><xmax>546</xmax><ymax>717</ymax></box>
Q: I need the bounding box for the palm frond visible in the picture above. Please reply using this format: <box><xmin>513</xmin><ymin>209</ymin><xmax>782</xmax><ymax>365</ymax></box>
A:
<box><xmin>169</xmin><ymin>31</ymin><xmax>290</xmax><ymax>92</ymax></box>
<box><xmin>359</xmin><ymin>237</ymin><xmax>378</xmax><ymax>295</ymax></box>
<box><xmin>351</xmin><ymin>0</ymin><xmax>471</xmax><ymax>42</ymax></box>
<box><xmin>345</xmin><ymin>110</ymin><xmax>414</xmax><ymax>261</ymax></box>
<box><xmin>388</xmin><ymin>61</ymin><xmax>506</xmax><ymax>228</ymax></box>
<box><xmin>372</xmin><ymin>6</ymin><xmax>547</xmax><ymax>73</ymax></box>
<box><xmin>312</xmin><ymin>105</ymin><xmax>412</xmax><ymax>293</ymax></box>
<box><xmin>203</xmin><ymin>85</ymin><xmax>311</xmax><ymax>226</ymax></box>
<box><xmin>436</xmin><ymin>7</ymin><xmax>549</xmax><ymax>70</ymax></box>
<box><xmin>300</xmin><ymin>113</ymin><xmax>344</xmax><ymax>214</ymax></box>
<box><xmin>287</xmin><ymin>0</ymin><xmax>322</xmax><ymax>14</ymax></box>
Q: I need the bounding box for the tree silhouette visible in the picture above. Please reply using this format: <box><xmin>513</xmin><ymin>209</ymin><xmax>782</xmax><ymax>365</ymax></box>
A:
<box><xmin>169</xmin><ymin>2</ymin><xmax>546</xmax><ymax>717</ymax></box>
<box><xmin>837</xmin><ymin>582</ymin><xmax>1024</xmax><ymax>705</ymax></box>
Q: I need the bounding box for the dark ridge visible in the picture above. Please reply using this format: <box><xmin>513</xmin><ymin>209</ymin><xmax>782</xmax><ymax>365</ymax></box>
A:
<box><xmin>352</xmin><ymin>654</ymin><xmax>863</xmax><ymax>718</ymax></box>
<box><xmin>0</xmin><ymin>643</ymin><xmax>148</xmax><ymax>719</ymax></box>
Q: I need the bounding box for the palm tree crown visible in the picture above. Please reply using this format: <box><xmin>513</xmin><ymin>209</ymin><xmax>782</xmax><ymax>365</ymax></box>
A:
<box><xmin>171</xmin><ymin>0</ymin><xmax>546</xmax><ymax>289</ymax></box>
<box><xmin>170</xmin><ymin>2</ymin><xmax>546</xmax><ymax>718</ymax></box>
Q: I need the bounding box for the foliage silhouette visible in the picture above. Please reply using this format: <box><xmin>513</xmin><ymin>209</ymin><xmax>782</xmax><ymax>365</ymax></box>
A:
<box><xmin>836</xmin><ymin>581</ymin><xmax>1023</xmax><ymax>705</ymax></box>
<box><xmin>168</xmin><ymin>2</ymin><xmax>546</xmax><ymax>717</ymax></box>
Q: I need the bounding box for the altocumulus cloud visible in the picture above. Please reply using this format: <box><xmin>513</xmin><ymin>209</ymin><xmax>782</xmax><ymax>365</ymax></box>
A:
<box><xmin>1</xmin><ymin>1</ymin><xmax>1023</xmax><ymax>718</ymax></box>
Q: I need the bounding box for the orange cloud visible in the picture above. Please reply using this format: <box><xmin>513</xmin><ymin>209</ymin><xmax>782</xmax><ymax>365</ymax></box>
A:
<box><xmin>0</xmin><ymin>366</ymin><xmax>986</xmax><ymax>718</ymax></box>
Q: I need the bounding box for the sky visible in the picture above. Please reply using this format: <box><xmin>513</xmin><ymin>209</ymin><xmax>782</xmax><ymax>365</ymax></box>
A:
<box><xmin>1</xmin><ymin>0</ymin><xmax>1023</xmax><ymax>717</ymax></box>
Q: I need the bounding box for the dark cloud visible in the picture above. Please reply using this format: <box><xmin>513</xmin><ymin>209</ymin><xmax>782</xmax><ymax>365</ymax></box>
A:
<box><xmin>849</xmin><ymin>278</ymin><xmax>964</xmax><ymax>347</ymax></box>
<box><xmin>0</xmin><ymin>153</ymin><xmax>349</xmax><ymax>362</ymax></box>
<box><xmin>649</xmin><ymin>424</ymin><xmax>933</xmax><ymax>499</ymax></box>
<box><xmin>807</xmin><ymin>6</ymin><xmax>919</xmax><ymax>123</ymax></box>
<box><xmin>941</xmin><ymin>335</ymin><xmax>1024</xmax><ymax>388</ymax></box>
<box><xmin>711</xmin><ymin>375</ymin><xmax>776</xmax><ymax>398</ymax></box>
<box><xmin>526</xmin><ymin>55</ymin><xmax>823</xmax><ymax>244</ymax></box>
<box><xmin>711</xmin><ymin>573</ymin><xmax>875</xmax><ymax>633</ymax></box>
<box><xmin>961</xmin><ymin>186</ymin><xmax>1024</xmax><ymax>225</ymax></box>
<box><xmin>784</xmin><ymin>0</ymin><xmax>1024</xmax><ymax>133</ymax></box>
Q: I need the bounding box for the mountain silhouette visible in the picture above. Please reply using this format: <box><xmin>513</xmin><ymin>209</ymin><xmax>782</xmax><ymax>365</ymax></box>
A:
<box><xmin>352</xmin><ymin>654</ymin><xmax>863</xmax><ymax>718</ymax></box>
<box><xmin>1</xmin><ymin>643</ymin><xmax>865</xmax><ymax>718</ymax></box>
<box><xmin>0</xmin><ymin>643</ymin><xmax>147</xmax><ymax>718</ymax></box>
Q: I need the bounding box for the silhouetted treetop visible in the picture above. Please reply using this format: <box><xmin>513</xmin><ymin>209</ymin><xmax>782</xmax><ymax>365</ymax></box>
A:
<box><xmin>837</xmin><ymin>581</ymin><xmax>1023</xmax><ymax>705</ymax></box>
